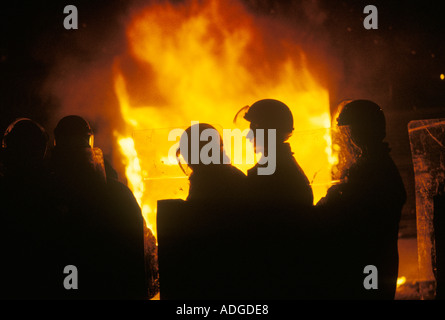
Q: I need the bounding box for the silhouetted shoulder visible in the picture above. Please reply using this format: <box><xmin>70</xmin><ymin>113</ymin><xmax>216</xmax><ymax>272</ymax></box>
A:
<box><xmin>103</xmin><ymin>177</ymin><xmax>148</xmax><ymax>299</ymax></box>
<box><xmin>187</xmin><ymin>164</ymin><xmax>246</xmax><ymax>202</ymax></box>
<box><xmin>344</xmin><ymin>147</ymin><xmax>406</xmax><ymax>211</ymax></box>
<box><xmin>107</xmin><ymin>177</ymin><xmax>140</xmax><ymax>204</ymax></box>
<box><xmin>105</xmin><ymin>177</ymin><xmax>144</xmax><ymax>228</ymax></box>
<box><xmin>247</xmin><ymin>143</ymin><xmax>313</xmax><ymax>206</ymax></box>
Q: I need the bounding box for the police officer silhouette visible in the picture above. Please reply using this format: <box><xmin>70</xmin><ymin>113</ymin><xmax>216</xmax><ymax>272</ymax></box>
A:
<box><xmin>0</xmin><ymin>118</ymin><xmax>52</xmax><ymax>299</ymax></box>
<box><xmin>177</xmin><ymin>123</ymin><xmax>246</xmax><ymax>202</ymax></box>
<box><xmin>317</xmin><ymin>99</ymin><xmax>406</xmax><ymax>299</ymax></box>
<box><xmin>237</xmin><ymin>99</ymin><xmax>313</xmax><ymax>206</ymax></box>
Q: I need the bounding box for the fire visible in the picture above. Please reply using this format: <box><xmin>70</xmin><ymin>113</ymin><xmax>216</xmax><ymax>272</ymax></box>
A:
<box><xmin>397</xmin><ymin>276</ymin><xmax>406</xmax><ymax>287</ymax></box>
<box><xmin>113</xmin><ymin>0</ymin><xmax>334</xmax><ymax>238</ymax></box>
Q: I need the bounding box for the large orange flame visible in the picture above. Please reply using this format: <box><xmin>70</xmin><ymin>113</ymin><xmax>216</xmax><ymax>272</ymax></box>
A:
<box><xmin>113</xmin><ymin>0</ymin><xmax>335</xmax><ymax>238</ymax></box>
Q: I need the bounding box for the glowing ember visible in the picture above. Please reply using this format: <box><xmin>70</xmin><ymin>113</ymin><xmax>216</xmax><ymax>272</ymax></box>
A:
<box><xmin>114</xmin><ymin>0</ymin><xmax>334</xmax><ymax>237</ymax></box>
<box><xmin>397</xmin><ymin>276</ymin><xmax>407</xmax><ymax>287</ymax></box>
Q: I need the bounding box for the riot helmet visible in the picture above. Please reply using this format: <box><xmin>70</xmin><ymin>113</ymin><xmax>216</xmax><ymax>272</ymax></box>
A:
<box><xmin>337</xmin><ymin>99</ymin><xmax>386</xmax><ymax>149</ymax></box>
<box><xmin>54</xmin><ymin>115</ymin><xmax>93</xmax><ymax>148</ymax></box>
<box><xmin>236</xmin><ymin>99</ymin><xmax>294</xmax><ymax>142</ymax></box>
<box><xmin>177</xmin><ymin>123</ymin><xmax>228</xmax><ymax>174</ymax></box>
<box><xmin>2</xmin><ymin>118</ymin><xmax>49</xmax><ymax>171</ymax></box>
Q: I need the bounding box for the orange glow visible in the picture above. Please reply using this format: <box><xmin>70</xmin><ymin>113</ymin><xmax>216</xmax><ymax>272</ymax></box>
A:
<box><xmin>397</xmin><ymin>276</ymin><xmax>406</xmax><ymax>287</ymax></box>
<box><xmin>114</xmin><ymin>0</ymin><xmax>334</xmax><ymax>237</ymax></box>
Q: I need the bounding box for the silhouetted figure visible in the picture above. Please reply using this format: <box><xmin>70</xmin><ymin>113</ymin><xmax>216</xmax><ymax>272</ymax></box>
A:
<box><xmin>237</xmin><ymin>99</ymin><xmax>313</xmax><ymax>206</ymax></box>
<box><xmin>177</xmin><ymin>123</ymin><xmax>246</xmax><ymax>202</ymax></box>
<box><xmin>156</xmin><ymin>123</ymin><xmax>250</xmax><ymax>299</ymax></box>
<box><xmin>233</xmin><ymin>99</ymin><xmax>314</xmax><ymax>298</ymax></box>
<box><xmin>46</xmin><ymin>115</ymin><xmax>108</xmax><ymax>299</ymax></box>
<box><xmin>103</xmin><ymin>172</ymin><xmax>149</xmax><ymax>299</ymax></box>
<box><xmin>47</xmin><ymin>115</ymin><xmax>147</xmax><ymax>299</ymax></box>
<box><xmin>317</xmin><ymin>100</ymin><xmax>406</xmax><ymax>299</ymax></box>
<box><xmin>0</xmin><ymin>118</ymin><xmax>53</xmax><ymax>299</ymax></box>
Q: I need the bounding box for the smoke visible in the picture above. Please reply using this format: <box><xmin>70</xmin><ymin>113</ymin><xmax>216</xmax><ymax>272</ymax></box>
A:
<box><xmin>38</xmin><ymin>1</ymin><xmax>133</xmax><ymax>177</ymax></box>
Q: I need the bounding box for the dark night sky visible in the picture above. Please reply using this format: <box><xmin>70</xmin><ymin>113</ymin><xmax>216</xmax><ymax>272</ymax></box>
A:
<box><xmin>0</xmin><ymin>1</ymin><xmax>126</xmax><ymax>129</ymax></box>
<box><xmin>1</xmin><ymin>0</ymin><xmax>444</xmax><ymax>127</ymax></box>
<box><xmin>1</xmin><ymin>0</ymin><xmax>444</xmax><ymax>231</ymax></box>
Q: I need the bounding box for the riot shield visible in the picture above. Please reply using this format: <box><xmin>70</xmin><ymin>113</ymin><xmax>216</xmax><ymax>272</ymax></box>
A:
<box><xmin>408</xmin><ymin>118</ymin><xmax>445</xmax><ymax>299</ymax></box>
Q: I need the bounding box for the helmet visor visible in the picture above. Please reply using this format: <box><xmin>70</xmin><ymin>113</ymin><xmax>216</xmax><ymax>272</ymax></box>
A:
<box><xmin>332</xmin><ymin>124</ymin><xmax>362</xmax><ymax>179</ymax></box>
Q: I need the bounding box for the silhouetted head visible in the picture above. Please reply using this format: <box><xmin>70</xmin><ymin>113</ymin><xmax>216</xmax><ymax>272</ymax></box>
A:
<box><xmin>337</xmin><ymin>100</ymin><xmax>386</xmax><ymax>150</ymax></box>
<box><xmin>2</xmin><ymin>118</ymin><xmax>48</xmax><ymax>172</ymax></box>
<box><xmin>242</xmin><ymin>99</ymin><xmax>294</xmax><ymax>142</ymax></box>
<box><xmin>177</xmin><ymin>123</ymin><xmax>227</xmax><ymax>172</ymax></box>
<box><xmin>54</xmin><ymin>115</ymin><xmax>93</xmax><ymax>148</ymax></box>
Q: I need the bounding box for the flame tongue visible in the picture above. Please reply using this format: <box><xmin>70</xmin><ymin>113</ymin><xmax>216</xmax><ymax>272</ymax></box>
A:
<box><xmin>114</xmin><ymin>0</ymin><xmax>334</xmax><ymax>238</ymax></box>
